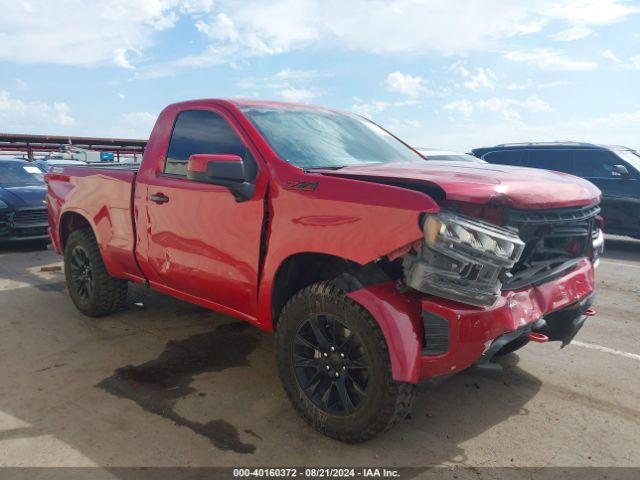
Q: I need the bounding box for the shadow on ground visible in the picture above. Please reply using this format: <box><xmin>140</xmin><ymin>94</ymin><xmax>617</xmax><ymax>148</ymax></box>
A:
<box><xmin>0</xmin><ymin>239</ymin><xmax>50</xmax><ymax>254</ymax></box>
<box><xmin>97</xmin><ymin>322</ymin><xmax>260</xmax><ymax>454</ymax></box>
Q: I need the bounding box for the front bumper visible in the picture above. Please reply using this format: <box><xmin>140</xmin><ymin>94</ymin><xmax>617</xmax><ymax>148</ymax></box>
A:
<box><xmin>0</xmin><ymin>208</ymin><xmax>49</xmax><ymax>243</ymax></box>
<box><xmin>348</xmin><ymin>257</ymin><xmax>596</xmax><ymax>383</ymax></box>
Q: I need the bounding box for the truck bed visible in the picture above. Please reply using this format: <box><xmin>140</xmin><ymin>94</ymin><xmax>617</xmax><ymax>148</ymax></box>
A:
<box><xmin>46</xmin><ymin>165</ymin><xmax>144</xmax><ymax>282</ymax></box>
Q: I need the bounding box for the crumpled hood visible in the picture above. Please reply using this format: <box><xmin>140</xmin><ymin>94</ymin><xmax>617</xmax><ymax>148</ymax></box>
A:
<box><xmin>0</xmin><ymin>185</ymin><xmax>47</xmax><ymax>208</ymax></box>
<box><xmin>314</xmin><ymin>161</ymin><xmax>601</xmax><ymax>210</ymax></box>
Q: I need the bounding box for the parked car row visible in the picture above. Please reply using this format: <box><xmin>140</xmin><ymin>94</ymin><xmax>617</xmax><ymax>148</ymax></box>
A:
<box><xmin>0</xmin><ymin>159</ymin><xmax>50</xmax><ymax>243</ymax></box>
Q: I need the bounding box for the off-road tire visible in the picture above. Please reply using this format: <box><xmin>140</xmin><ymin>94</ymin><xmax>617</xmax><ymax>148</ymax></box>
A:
<box><xmin>64</xmin><ymin>228</ymin><xmax>127</xmax><ymax>317</ymax></box>
<box><xmin>276</xmin><ymin>282</ymin><xmax>416</xmax><ymax>443</ymax></box>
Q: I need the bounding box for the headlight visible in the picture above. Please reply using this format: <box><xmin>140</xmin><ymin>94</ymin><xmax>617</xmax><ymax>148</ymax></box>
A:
<box><xmin>423</xmin><ymin>212</ymin><xmax>524</xmax><ymax>265</ymax></box>
<box><xmin>403</xmin><ymin>212</ymin><xmax>525</xmax><ymax>307</ymax></box>
<box><xmin>0</xmin><ymin>199</ymin><xmax>8</xmax><ymax>209</ymax></box>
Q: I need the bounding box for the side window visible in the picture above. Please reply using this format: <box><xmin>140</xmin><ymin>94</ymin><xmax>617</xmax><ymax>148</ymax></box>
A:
<box><xmin>572</xmin><ymin>150</ymin><xmax>625</xmax><ymax>178</ymax></box>
<box><xmin>523</xmin><ymin>150</ymin><xmax>573</xmax><ymax>173</ymax></box>
<box><xmin>483</xmin><ymin>151</ymin><xmax>524</xmax><ymax>166</ymax></box>
<box><xmin>164</xmin><ymin>109</ymin><xmax>256</xmax><ymax>178</ymax></box>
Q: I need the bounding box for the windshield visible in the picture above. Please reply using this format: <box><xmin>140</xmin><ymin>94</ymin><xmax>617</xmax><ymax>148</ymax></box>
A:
<box><xmin>240</xmin><ymin>106</ymin><xmax>425</xmax><ymax>169</ymax></box>
<box><xmin>614</xmin><ymin>150</ymin><xmax>640</xmax><ymax>172</ymax></box>
<box><xmin>0</xmin><ymin>162</ymin><xmax>45</xmax><ymax>187</ymax></box>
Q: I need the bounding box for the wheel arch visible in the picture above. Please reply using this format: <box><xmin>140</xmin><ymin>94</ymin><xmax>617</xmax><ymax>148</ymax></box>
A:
<box><xmin>270</xmin><ymin>252</ymin><xmax>358</xmax><ymax>330</ymax></box>
<box><xmin>58</xmin><ymin>208</ymin><xmax>144</xmax><ymax>283</ymax></box>
<box><xmin>59</xmin><ymin>210</ymin><xmax>93</xmax><ymax>249</ymax></box>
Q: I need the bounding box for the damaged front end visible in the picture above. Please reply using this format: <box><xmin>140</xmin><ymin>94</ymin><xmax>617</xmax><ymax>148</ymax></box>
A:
<box><xmin>402</xmin><ymin>203</ymin><xmax>602</xmax><ymax>308</ymax></box>
<box><xmin>346</xmin><ymin>204</ymin><xmax>600</xmax><ymax>382</ymax></box>
<box><xmin>402</xmin><ymin>212</ymin><xmax>525</xmax><ymax>307</ymax></box>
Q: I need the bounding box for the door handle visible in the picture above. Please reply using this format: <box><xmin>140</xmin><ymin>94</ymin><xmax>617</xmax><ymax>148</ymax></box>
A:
<box><xmin>149</xmin><ymin>193</ymin><xmax>170</xmax><ymax>204</ymax></box>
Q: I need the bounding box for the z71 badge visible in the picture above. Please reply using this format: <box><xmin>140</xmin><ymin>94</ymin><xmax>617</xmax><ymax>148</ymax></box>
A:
<box><xmin>285</xmin><ymin>180</ymin><xmax>318</xmax><ymax>191</ymax></box>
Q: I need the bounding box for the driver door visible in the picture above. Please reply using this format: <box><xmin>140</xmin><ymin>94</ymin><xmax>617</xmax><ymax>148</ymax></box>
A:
<box><xmin>137</xmin><ymin>108</ymin><xmax>265</xmax><ymax>319</ymax></box>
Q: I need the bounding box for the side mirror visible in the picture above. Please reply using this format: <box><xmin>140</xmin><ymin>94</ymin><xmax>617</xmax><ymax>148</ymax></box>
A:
<box><xmin>612</xmin><ymin>164</ymin><xmax>630</xmax><ymax>179</ymax></box>
<box><xmin>187</xmin><ymin>154</ymin><xmax>255</xmax><ymax>202</ymax></box>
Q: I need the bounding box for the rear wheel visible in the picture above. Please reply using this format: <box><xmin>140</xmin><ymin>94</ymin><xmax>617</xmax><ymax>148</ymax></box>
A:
<box><xmin>64</xmin><ymin>228</ymin><xmax>127</xmax><ymax>317</ymax></box>
<box><xmin>276</xmin><ymin>282</ymin><xmax>416</xmax><ymax>442</ymax></box>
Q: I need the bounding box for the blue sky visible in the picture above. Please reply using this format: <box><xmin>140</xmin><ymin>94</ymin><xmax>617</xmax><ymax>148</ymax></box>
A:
<box><xmin>0</xmin><ymin>0</ymin><xmax>639</xmax><ymax>151</ymax></box>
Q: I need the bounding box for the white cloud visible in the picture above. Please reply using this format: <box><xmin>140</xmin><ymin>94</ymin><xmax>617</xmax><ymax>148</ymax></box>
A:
<box><xmin>180</xmin><ymin>0</ymin><xmax>215</xmax><ymax>15</ymax></box>
<box><xmin>384</xmin><ymin>72</ymin><xmax>427</xmax><ymax>98</ymax></box>
<box><xmin>548</xmin><ymin>25</ymin><xmax>593</xmax><ymax>41</ymax></box>
<box><xmin>0</xmin><ymin>91</ymin><xmax>75</xmax><ymax>131</ymax></box>
<box><xmin>538</xmin><ymin>80</ymin><xmax>572</xmax><ymax>89</ymax></box>
<box><xmin>114</xmin><ymin>48</ymin><xmax>134</xmax><ymax>69</ymax></box>
<box><xmin>602</xmin><ymin>49</ymin><xmax>623</xmax><ymax>63</ymax></box>
<box><xmin>14</xmin><ymin>79</ymin><xmax>28</xmax><ymax>91</ymax></box>
<box><xmin>443</xmin><ymin>100</ymin><xmax>474</xmax><ymax>118</ymax></box>
<box><xmin>504</xmin><ymin>48</ymin><xmax>598</xmax><ymax>71</ymax></box>
<box><xmin>546</xmin><ymin>0</ymin><xmax>640</xmax><ymax>26</ymax></box>
<box><xmin>424</xmin><ymin>113</ymin><xmax>640</xmax><ymax>153</ymax></box>
<box><xmin>0</xmin><ymin>0</ymin><xmax>211</xmax><ymax>67</ymax></box>
<box><xmin>116</xmin><ymin>111</ymin><xmax>157</xmax><ymax>138</ymax></box>
<box><xmin>465</xmin><ymin>68</ymin><xmax>496</xmax><ymax>90</ymax></box>
<box><xmin>560</xmin><ymin>109</ymin><xmax>640</xmax><ymax>129</ymax></box>
<box><xmin>278</xmin><ymin>88</ymin><xmax>316</xmax><ymax>102</ymax></box>
<box><xmin>441</xmin><ymin>95</ymin><xmax>551</xmax><ymax>122</ymax></box>
<box><xmin>195</xmin><ymin>13</ymin><xmax>239</xmax><ymax>43</ymax></box>
<box><xmin>450</xmin><ymin>62</ymin><xmax>496</xmax><ymax>90</ymax></box>
<box><xmin>386</xmin><ymin>118</ymin><xmax>422</xmax><ymax>132</ymax></box>
<box><xmin>199</xmin><ymin>0</ymin><xmax>542</xmax><ymax>58</ymax></box>
<box><xmin>275</xmin><ymin>69</ymin><xmax>327</xmax><ymax>81</ymax></box>
<box><xmin>194</xmin><ymin>3</ymin><xmax>319</xmax><ymax>58</ymax></box>
<box><xmin>506</xmin><ymin>79</ymin><xmax>571</xmax><ymax>90</ymax></box>
<box><xmin>351</xmin><ymin>99</ymin><xmax>421</xmax><ymax>118</ymax></box>
<box><xmin>507</xmin><ymin>79</ymin><xmax>535</xmax><ymax>90</ymax></box>
<box><xmin>599</xmin><ymin>51</ymin><xmax>640</xmax><ymax>69</ymax></box>
<box><xmin>234</xmin><ymin>69</ymin><xmax>327</xmax><ymax>101</ymax></box>
<box><xmin>476</xmin><ymin>95</ymin><xmax>552</xmax><ymax>121</ymax></box>
<box><xmin>2</xmin><ymin>0</ymin><xmax>638</xmax><ymax>74</ymax></box>
<box><xmin>173</xmin><ymin>0</ymin><xmax>637</xmax><ymax>70</ymax></box>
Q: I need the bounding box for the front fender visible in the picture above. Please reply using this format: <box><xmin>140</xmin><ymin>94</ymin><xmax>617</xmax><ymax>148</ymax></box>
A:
<box><xmin>256</xmin><ymin>173</ymin><xmax>439</xmax><ymax>329</ymax></box>
<box><xmin>347</xmin><ymin>281</ymin><xmax>423</xmax><ymax>384</ymax></box>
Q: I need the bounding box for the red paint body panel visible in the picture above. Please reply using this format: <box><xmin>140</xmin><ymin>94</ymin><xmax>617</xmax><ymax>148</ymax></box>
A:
<box><xmin>133</xmin><ymin>102</ymin><xmax>269</xmax><ymax>321</ymax></box>
<box><xmin>315</xmin><ymin>161</ymin><xmax>601</xmax><ymax>210</ymax></box>
<box><xmin>255</xmin><ymin>172</ymin><xmax>439</xmax><ymax>330</ymax></box>
<box><xmin>46</xmin><ymin>98</ymin><xmax>599</xmax><ymax>385</ymax></box>
<box><xmin>46</xmin><ymin>167</ymin><xmax>145</xmax><ymax>283</ymax></box>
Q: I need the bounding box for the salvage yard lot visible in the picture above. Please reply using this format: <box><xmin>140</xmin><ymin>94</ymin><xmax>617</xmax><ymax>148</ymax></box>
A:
<box><xmin>0</xmin><ymin>238</ymin><xmax>638</xmax><ymax>467</ymax></box>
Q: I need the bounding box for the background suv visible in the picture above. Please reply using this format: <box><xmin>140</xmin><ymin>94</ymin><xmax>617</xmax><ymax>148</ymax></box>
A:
<box><xmin>472</xmin><ymin>142</ymin><xmax>640</xmax><ymax>239</ymax></box>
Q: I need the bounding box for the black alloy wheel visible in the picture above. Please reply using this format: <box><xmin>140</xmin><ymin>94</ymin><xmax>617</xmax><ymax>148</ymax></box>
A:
<box><xmin>276</xmin><ymin>282</ymin><xmax>416</xmax><ymax>443</ymax></box>
<box><xmin>63</xmin><ymin>228</ymin><xmax>127</xmax><ymax>317</ymax></box>
<box><xmin>69</xmin><ymin>246</ymin><xmax>93</xmax><ymax>299</ymax></box>
<box><xmin>293</xmin><ymin>313</ymin><xmax>369</xmax><ymax>415</ymax></box>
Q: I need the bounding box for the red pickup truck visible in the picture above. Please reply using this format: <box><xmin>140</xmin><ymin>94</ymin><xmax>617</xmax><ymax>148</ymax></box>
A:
<box><xmin>47</xmin><ymin>99</ymin><xmax>603</xmax><ymax>442</ymax></box>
